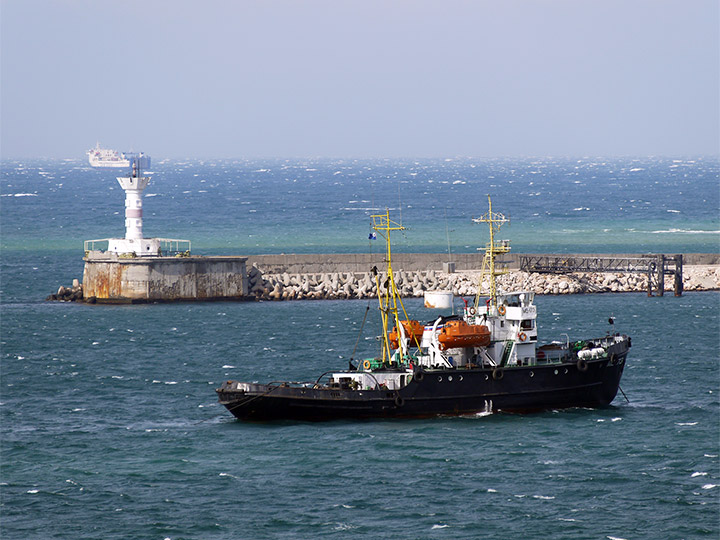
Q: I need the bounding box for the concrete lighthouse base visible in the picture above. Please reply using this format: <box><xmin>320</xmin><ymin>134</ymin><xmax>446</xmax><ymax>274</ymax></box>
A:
<box><xmin>82</xmin><ymin>252</ymin><xmax>251</xmax><ymax>303</ymax></box>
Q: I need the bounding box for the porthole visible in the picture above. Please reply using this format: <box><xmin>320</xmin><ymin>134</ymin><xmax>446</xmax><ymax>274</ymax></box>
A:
<box><xmin>529</xmin><ymin>371</ymin><xmax>534</xmax><ymax>378</ymax></box>
<box><xmin>448</xmin><ymin>375</ymin><xmax>453</xmax><ymax>382</ymax></box>
<box><xmin>459</xmin><ymin>375</ymin><xmax>464</xmax><ymax>381</ymax></box>
<box><xmin>554</xmin><ymin>369</ymin><xmax>558</xmax><ymax>375</ymax></box>
<box><xmin>438</xmin><ymin>376</ymin><xmax>443</xmax><ymax>382</ymax></box>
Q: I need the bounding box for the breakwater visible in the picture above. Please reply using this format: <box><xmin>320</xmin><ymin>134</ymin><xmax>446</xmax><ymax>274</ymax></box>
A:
<box><xmin>246</xmin><ymin>262</ymin><xmax>719</xmax><ymax>301</ymax></box>
<box><xmin>48</xmin><ymin>253</ymin><xmax>719</xmax><ymax>302</ymax></box>
<box><xmin>245</xmin><ymin>252</ymin><xmax>720</xmax><ymax>274</ymax></box>
<box><xmin>47</xmin><ymin>279</ymin><xmax>86</xmax><ymax>302</ymax></box>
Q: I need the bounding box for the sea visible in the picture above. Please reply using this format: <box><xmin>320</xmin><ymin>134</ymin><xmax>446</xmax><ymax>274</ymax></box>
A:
<box><xmin>1</xmin><ymin>156</ymin><xmax>719</xmax><ymax>539</ymax></box>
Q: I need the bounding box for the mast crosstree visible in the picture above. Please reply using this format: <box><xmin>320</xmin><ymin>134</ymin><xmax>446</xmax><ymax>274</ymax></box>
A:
<box><xmin>473</xmin><ymin>196</ymin><xmax>511</xmax><ymax>309</ymax></box>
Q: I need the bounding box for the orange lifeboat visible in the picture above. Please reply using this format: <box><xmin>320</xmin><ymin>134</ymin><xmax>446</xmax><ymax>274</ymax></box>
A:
<box><xmin>388</xmin><ymin>320</ymin><xmax>425</xmax><ymax>349</ymax></box>
<box><xmin>437</xmin><ymin>320</ymin><xmax>491</xmax><ymax>350</ymax></box>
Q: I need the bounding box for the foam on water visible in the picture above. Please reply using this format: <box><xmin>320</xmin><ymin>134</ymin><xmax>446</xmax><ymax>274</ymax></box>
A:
<box><xmin>1</xmin><ymin>156</ymin><xmax>718</xmax><ymax>255</ymax></box>
<box><xmin>1</xmin><ymin>157</ymin><xmax>718</xmax><ymax>539</ymax></box>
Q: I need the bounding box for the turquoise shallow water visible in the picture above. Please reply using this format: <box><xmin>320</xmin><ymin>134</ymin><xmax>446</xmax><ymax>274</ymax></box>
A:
<box><xmin>1</xmin><ymin>157</ymin><xmax>719</xmax><ymax>539</ymax></box>
<box><xmin>2</xmin><ymin>156</ymin><xmax>718</xmax><ymax>255</ymax></box>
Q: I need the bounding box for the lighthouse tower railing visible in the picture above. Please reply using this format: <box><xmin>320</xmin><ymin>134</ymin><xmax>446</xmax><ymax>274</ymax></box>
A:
<box><xmin>84</xmin><ymin>160</ymin><xmax>192</xmax><ymax>258</ymax></box>
<box><xmin>84</xmin><ymin>238</ymin><xmax>191</xmax><ymax>257</ymax></box>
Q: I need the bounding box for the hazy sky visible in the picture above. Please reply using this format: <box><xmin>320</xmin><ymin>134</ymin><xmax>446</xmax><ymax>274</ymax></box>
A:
<box><xmin>1</xmin><ymin>0</ymin><xmax>718</xmax><ymax>159</ymax></box>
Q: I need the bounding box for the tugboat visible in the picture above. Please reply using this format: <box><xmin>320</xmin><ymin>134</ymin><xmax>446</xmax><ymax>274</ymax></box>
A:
<box><xmin>217</xmin><ymin>198</ymin><xmax>631</xmax><ymax>421</ymax></box>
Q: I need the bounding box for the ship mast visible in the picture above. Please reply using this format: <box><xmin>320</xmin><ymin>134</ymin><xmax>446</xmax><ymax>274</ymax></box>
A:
<box><xmin>473</xmin><ymin>196</ymin><xmax>510</xmax><ymax>309</ymax></box>
<box><xmin>371</xmin><ymin>209</ymin><xmax>408</xmax><ymax>362</ymax></box>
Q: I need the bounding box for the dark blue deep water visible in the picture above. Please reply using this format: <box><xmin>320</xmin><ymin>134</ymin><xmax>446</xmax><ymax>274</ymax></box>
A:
<box><xmin>1</xmin><ymin>157</ymin><xmax>719</xmax><ymax>539</ymax></box>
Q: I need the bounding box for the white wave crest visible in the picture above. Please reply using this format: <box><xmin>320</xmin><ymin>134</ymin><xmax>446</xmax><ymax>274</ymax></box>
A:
<box><xmin>650</xmin><ymin>229</ymin><xmax>720</xmax><ymax>234</ymax></box>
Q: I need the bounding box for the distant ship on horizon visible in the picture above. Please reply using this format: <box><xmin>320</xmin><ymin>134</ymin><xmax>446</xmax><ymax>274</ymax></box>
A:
<box><xmin>87</xmin><ymin>143</ymin><xmax>150</xmax><ymax>169</ymax></box>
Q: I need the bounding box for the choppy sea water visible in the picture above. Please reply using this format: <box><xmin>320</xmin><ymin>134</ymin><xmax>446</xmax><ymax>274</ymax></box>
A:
<box><xmin>2</xmin><ymin>156</ymin><xmax>718</xmax><ymax>256</ymax></box>
<box><xmin>1</xmin><ymin>157</ymin><xmax>719</xmax><ymax>539</ymax></box>
<box><xmin>1</xmin><ymin>294</ymin><xmax>718</xmax><ymax>539</ymax></box>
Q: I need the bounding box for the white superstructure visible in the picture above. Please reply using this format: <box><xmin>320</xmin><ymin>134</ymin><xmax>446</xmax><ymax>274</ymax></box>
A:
<box><xmin>87</xmin><ymin>143</ymin><xmax>131</xmax><ymax>168</ymax></box>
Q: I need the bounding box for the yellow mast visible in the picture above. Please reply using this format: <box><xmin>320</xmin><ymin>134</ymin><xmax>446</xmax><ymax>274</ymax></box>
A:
<box><xmin>473</xmin><ymin>196</ymin><xmax>510</xmax><ymax>309</ymax></box>
<box><xmin>371</xmin><ymin>209</ymin><xmax>408</xmax><ymax>363</ymax></box>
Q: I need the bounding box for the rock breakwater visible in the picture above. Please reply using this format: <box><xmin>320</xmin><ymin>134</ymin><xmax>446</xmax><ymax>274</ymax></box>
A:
<box><xmin>247</xmin><ymin>264</ymin><xmax>720</xmax><ymax>301</ymax></box>
<box><xmin>47</xmin><ymin>264</ymin><xmax>719</xmax><ymax>303</ymax></box>
<box><xmin>45</xmin><ymin>279</ymin><xmax>89</xmax><ymax>302</ymax></box>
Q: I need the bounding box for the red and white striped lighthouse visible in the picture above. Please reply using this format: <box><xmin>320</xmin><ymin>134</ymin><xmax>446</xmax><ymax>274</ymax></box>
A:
<box><xmin>107</xmin><ymin>163</ymin><xmax>161</xmax><ymax>256</ymax></box>
<box><xmin>118</xmin><ymin>164</ymin><xmax>149</xmax><ymax>241</ymax></box>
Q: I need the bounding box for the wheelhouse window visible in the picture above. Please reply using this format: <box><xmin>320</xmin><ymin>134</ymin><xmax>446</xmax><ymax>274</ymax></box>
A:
<box><xmin>520</xmin><ymin>319</ymin><xmax>534</xmax><ymax>330</ymax></box>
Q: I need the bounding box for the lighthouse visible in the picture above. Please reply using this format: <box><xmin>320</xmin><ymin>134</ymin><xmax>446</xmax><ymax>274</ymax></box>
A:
<box><xmin>81</xmin><ymin>156</ymin><xmax>251</xmax><ymax>303</ymax></box>
<box><xmin>107</xmin><ymin>162</ymin><xmax>161</xmax><ymax>256</ymax></box>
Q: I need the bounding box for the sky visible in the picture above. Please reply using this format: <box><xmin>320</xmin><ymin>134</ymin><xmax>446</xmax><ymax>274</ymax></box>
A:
<box><xmin>1</xmin><ymin>0</ymin><xmax>718</xmax><ymax>159</ymax></box>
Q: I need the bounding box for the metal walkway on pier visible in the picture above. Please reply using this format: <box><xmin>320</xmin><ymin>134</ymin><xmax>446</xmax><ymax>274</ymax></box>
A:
<box><xmin>518</xmin><ymin>254</ymin><xmax>683</xmax><ymax>296</ymax></box>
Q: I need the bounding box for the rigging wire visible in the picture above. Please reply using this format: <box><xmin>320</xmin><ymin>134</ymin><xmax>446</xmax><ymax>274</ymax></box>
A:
<box><xmin>349</xmin><ymin>304</ymin><xmax>371</xmax><ymax>366</ymax></box>
<box><xmin>398</xmin><ymin>181</ymin><xmax>403</xmax><ymax>226</ymax></box>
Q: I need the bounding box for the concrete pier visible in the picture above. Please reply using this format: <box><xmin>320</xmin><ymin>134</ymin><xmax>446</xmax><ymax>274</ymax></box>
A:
<box><xmin>82</xmin><ymin>253</ymin><xmax>250</xmax><ymax>303</ymax></box>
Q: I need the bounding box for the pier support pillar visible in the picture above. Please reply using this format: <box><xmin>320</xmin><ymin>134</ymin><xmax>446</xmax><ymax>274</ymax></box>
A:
<box><xmin>657</xmin><ymin>255</ymin><xmax>665</xmax><ymax>296</ymax></box>
<box><xmin>674</xmin><ymin>254</ymin><xmax>683</xmax><ymax>296</ymax></box>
